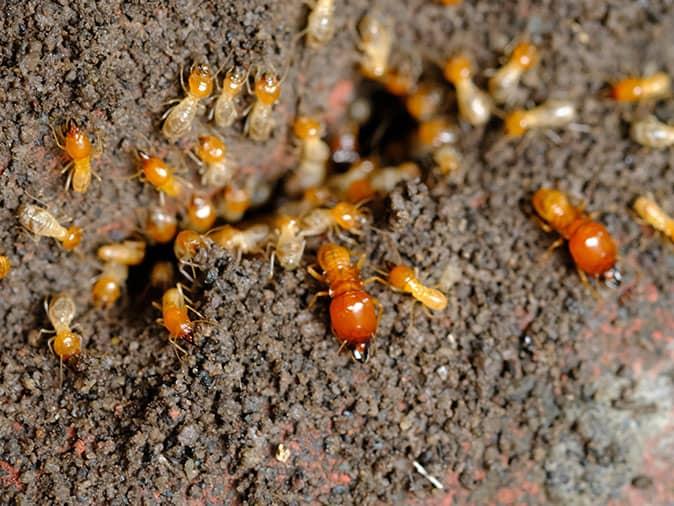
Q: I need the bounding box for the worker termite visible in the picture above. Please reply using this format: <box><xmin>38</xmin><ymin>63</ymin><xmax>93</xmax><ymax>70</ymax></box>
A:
<box><xmin>245</xmin><ymin>71</ymin><xmax>282</xmax><ymax>142</ymax></box>
<box><xmin>18</xmin><ymin>204</ymin><xmax>83</xmax><ymax>251</ymax></box>
<box><xmin>277</xmin><ymin>186</ymin><xmax>334</xmax><ymax>217</ymax></box>
<box><xmin>504</xmin><ymin>100</ymin><xmax>577</xmax><ymax>137</ymax></box>
<box><xmin>162</xmin><ymin>62</ymin><xmax>214</xmax><ymax>141</ymax></box>
<box><xmin>630</xmin><ymin>115</ymin><xmax>674</xmax><ymax>148</ymax></box>
<box><xmin>209</xmin><ymin>223</ymin><xmax>270</xmax><ymax>263</ymax></box>
<box><xmin>271</xmin><ymin>215</ymin><xmax>306</xmax><ymax>272</ymax></box>
<box><xmin>405</xmin><ymin>83</ymin><xmax>446</xmax><ymax>121</ymax></box>
<box><xmin>304</xmin><ymin>0</ymin><xmax>336</xmax><ymax>48</ymax></box>
<box><xmin>193</xmin><ymin>134</ymin><xmax>235</xmax><ymax>187</ymax></box>
<box><xmin>358</xmin><ymin>14</ymin><xmax>393</xmax><ymax>80</ymax></box>
<box><xmin>633</xmin><ymin>195</ymin><xmax>674</xmax><ymax>242</ymax></box>
<box><xmin>443</xmin><ymin>55</ymin><xmax>493</xmax><ymax>126</ymax></box>
<box><xmin>136</xmin><ymin>151</ymin><xmax>187</xmax><ymax>202</ymax></box>
<box><xmin>489</xmin><ymin>41</ymin><xmax>538</xmax><ymax>104</ymax></box>
<box><xmin>0</xmin><ymin>255</ymin><xmax>10</xmax><ymax>279</ymax></box>
<box><xmin>533</xmin><ymin>188</ymin><xmax>620</xmax><ymax>287</ymax></box>
<box><xmin>42</xmin><ymin>293</ymin><xmax>82</xmax><ymax>382</ymax></box>
<box><xmin>219</xmin><ymin>183</ymin><xmax>252</xmax><ymax>223</ymax></box>
<box><xmin>97</xmin><ymin>240</ymin><xmax>146</xmax><ymax>266</ymax></box>
<box><xmin>611</xmin><ymin>71</ymin><xmax>671</xmax><ymax>102</ymax></box>
<box><xmin>343</xmin><ymin>162</ymin><xmax>421</xmax><ymax>203</ymax></box>
<box><xmin>145</xmin><ymin>206</ymin><xmax>178</xmax><ymax>244</ymax></box>
<box><xmin>285</xmin><ymin>116</ymin><xmax>330</xmax><ymax>196</ymax></box>
<box><xmin>174</xmin><ymin>229</ymin><xmax>211</xmax><ymax>280</ymax></box>
<box><xmin>53</xmin><ymin>119</ymin><xmax>100</xmax><ymax>193</ymax></box>
<box><xmin>415</xmin><ymin>116</ymin><xmax>461</xmax><ymax>174</ymax></box>
<box><xmin>308</xmin><ymin>243</ymin><xmax>381</xmax><ymax>362</ymax></box>
<box><xmin>301</xmin><ymin>201</ymin><xmax>371</xmax><ymax>238</ymax></box>
<box><xmin>212</xmin><ymin>66</ymin><xmax>248</xmax><ymax>129</ymax></box>
<box><xmin>92</xmin><ymin>262</ymin><xmax>129</xmax><ymax>307</ymax></box>
<box><xmin>155</xmin><ymin>283</ymin><xmax>203</xmax><ymax>354</ymax></box>
<box><xmin>186</xmin><ymin>194</ymin><xmax>217</xmax><ymax>233</ymax></box>
<box><xmin>384</xmin><ymin>265</ymin><xmax>447</xmax><ymax>311</ymax></box>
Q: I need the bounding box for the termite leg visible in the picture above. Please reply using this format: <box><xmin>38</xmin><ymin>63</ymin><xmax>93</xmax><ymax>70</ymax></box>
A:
<box><xmin>308</xmin><ymin>290</ymin><xmax>329</xmax><ymax>309</ymax></box>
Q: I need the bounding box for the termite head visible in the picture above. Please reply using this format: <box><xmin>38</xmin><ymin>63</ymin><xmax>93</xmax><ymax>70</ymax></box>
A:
<box><xmin>511</xmin><ymin>41</ymin><xmax>538</xmax><ymax>70</ymax></box>
<box><xmin>64</xmin><ymin>119</ymin><xmax>92</xmax><ymax>160</ymax></box>
<box><xmin>188</xmin><ymin>63</ymin><xmax>214</xmax><ymax>99</ymax></box>
<box><xmin>350</xmin><ymin>342</ymin><xmax>370</xmax><ymax>363</ymax></box>
<box><xmin>332</xmin><ymin>202</ymin><xmax>370</xmax><ymax>231</ymax></box>
<box><xmin>532</xmin><ymin>188</ymin><xmax>574</xmax><ymax>230</ymax></box>
<box><xmin>53</xmin><ymin>331</ymin><xmax>82</xmax><ymax>361</ymax></box>
<box><xmin>138</xmin><ymin>151</ymin><xmax>172</xmax><ymax>187</ymax></box>
<box><xmin>196</xmin><ymin>135</ymin><xmax>227</xmax><ymax>164</ymax></box>
<box><xmin>294</xmin><ymin>116</ymin><xmax>322</xmax><ymax>140</ymax></box>
<box><xmin>62</xmin><ymin>226</ymin><xmax>83</xmax><ymax>250</ymax></box>
<box><xmin>444</xmin><ymin>55</ymin><xmax>472</xmax><ymax>84</ymax></box>
<box><xmin>504</xmin><ymin>110</ymin><xmax>528</xmax><ymax>137</ymax></box>
<box><xmin>223</xmin><ymin>66</ymin><xmax>248</xmax><ymax>94</ymax></box>
<box><xmin>255</xmin><ymin>72</ymin><xmax>281</xmax><ymax>105</ymax></box>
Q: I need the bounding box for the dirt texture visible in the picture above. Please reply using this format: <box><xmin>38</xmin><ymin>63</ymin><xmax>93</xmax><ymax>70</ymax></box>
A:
<box><xmin>1</xmin><ymin>0</ymin><xmax>674</xmax><ymax>505</ymax></box>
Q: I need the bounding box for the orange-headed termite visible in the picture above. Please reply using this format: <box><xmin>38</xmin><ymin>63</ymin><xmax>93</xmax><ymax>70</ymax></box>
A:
<box><xmin>611</xmin><ymin>72</ymin><xmax>670</xmax><ymax>102</ymax></box>
<box><xmin>504</xmin><ymin>100</ymin><xmax>577</xmax><ymax>137</ymax></box>
<box><xmin>97</xmin><ymin>240</ymin><xmax>146</xmax><ymax>266</ymax></box>
<box><xmin>136</xmin><ymin>151</ymin><xmax>187</xmax><ymax>201</ymax></box>
<box><xmin>209</xmin><ymin>223</ymin><xmax>270</xmax><ymax>262</ymax></box>
<box><xmin>272</xmin><ymin>215</ymin><xmax>306</xmax><ymax>272</ymax></box>
<box><xmin>186</xmin><ymin>194</ymin><xmax>217</xmax><ymax>233</ymax></box>
<box><xmin>285</xmin><ymin>116</ymin><xmax>330</xmax><ymax>196</ymax></box>
<box><xmin>193</xmin><ymin>134</ymin><xmax>235</xmax><ymax>187</ymax></box>
<box><xmin>443</xmin><ymin>55</ymin><xmax>493</xmax><ymax>126</ymax></box>
<box><xmin>53</xmin><ymin>119</ymin><xmax>98</xmax><ymax>193</ymax></box>
<box><xmin>387</xmin><ymin>264</ymin><xmax>447</xmax><ymax>310</ymax></box>
<box><xmin>145</xmin><ymin>206</ymin><xmax>178</xmax><ymax>244</ymax></box>
<box><xmin>245</xmin><ymin>71</ymin><xmax>282</xmax><ymax>142</ymax></box>
<box><xmin>212</xmin><ymin>66</ymin><xmax>247</xmax><ymax>129</ymax></box>
<box><xmin>489</xmin><ymin>41</ymin><xmax>538</xmax><ymax>104</ymax></box>
<box><xmin>301</xmin><ymin>201</ymin><xmax>370</xmax><ymax>237</ymax></box>
<box><xmin>162</xmin><ymin>63</ymin><xmax>214</xmax><ymax>141</ymax></box>
<box><xmin>633</xmin><ymin>195</ymin><xmax>674</xmax><ymax>242</ymax></box>
<box><xmin>18</xmin><ymin>204</ymin><xmax>82</xmax><ymax>251</ymax></box>
<box><xmin>0</xmin><ymin>255</ymin><xmax>10</xmax><ymax>279</ymax></box>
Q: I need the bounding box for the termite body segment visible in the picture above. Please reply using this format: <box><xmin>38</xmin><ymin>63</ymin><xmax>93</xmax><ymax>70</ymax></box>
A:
<box><xmin>245</xmin><ymin>72</ymin><xmax>282</xmax><ymax>142</ymax></box>
<box><xmin>162</xmin><ymin>63</ymin><xmax>214</xmax><ymax>141</ymax></box>
<box><xmin>444</xmin><ymin>55</ymin><xmax>493</xmax><ymax>126</ymax></box>
<box><xmin>18</xmin><ymin>204</ymin><xmax>82</xmax><ymax>250</ymax></box>
<box><xmin>504</xmin><ymin>100</ymin><xmax>576</xmax><ymax>137</ymax></box>
<box><xmin>633</xmin><ymin>196</ymin><xmax>674</xmax><ymax>241</ymax></box>
<box><xmin>388</xmin><ymin>265</ymin><xmax>447</xmax><ymax>310</ymax></box>
<box><xmin>306</xmin><ymin>0</ymin><xmax>336</xmax><ymax>48</ymax></box>
<box><xmin>489</xmin><ymin>41</ymin><xmax>538</xmax><ymax>104</ymax></box>
<box><xmin>286</xmin><ymin>117</ymin><xmax>330</xmax><ymax>196</ymax></box>
<box><xmin>611</xmin><ymin>72</ymin><xmax>670</xmax><ymax>102</ymax></box>
<box><xmin>213</xmin><ymin>66</ymin><xmax>247</xmax><ymax>128</ymax></box>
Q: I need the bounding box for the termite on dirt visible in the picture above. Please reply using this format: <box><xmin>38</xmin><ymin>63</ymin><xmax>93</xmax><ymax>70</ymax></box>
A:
<box><xmin>245</xmin><ymin>70</ymin><xmax>282</xmax><ymax>142</ymax></box>
<box><xmin>92</xmin><ymin>262</ymin><xmax>129</xmax><ymax>307</ymax></box>
<box><xmin>358</xmin><ymin>13</ymin><xmax>393</xmax><ymax>80</ymax></box>
<box><xmin>504</xmin><ymin>100</ymin><xmax>577</xmax><ymax>137</ymax></box>
<box><xmin>611</xmin><ymin>71</ymin><xmax>671</xmax><ymax>102</ymax></box>
<box><xmin>406</xmin><ymin>83</ymin><xmax>446</xmax><ymax>121</ymax></box>
<box><xmin>209</xmin><ymin>223</ymin><xmax>270</xmax><ymax>263</ymax></box>
<box><xmin>52</xmin><ymin>119</ymin><xmax>100</xmax><ymax>193</ymax></box>
<box><xmin>489</xmin><ymin>41</ymin><xmax>538</xmax><ymax>104</ymax></box>
<box><xmin>630</xmin><ymin>115</ymin><xmax>674</xmax><ymax>148</ymax></box>
<box><xmin>277</xmin><ymin>186</ymin><xmax>334</xmax><ymax>217</ymax></box>
<box><xmin>145</xmin><ymin>206</ymin><xmax>178</xmax><ymax>244</ymax></box>
<box><xmin>271</xmin><ymin>215</ymin><xmax>306</xmax><ymax>272</ymax></box>
<box><xmin>97</xmin><ymin>240</ymin><xmax>146</xmax><ymax>266</ymax></box>
<box><xmin>18</xmin><ymin>204</ymin><xmax>83</xmax><ymax>251</ymax></box>
<box><xmin>42</xmin><ymin>293</ymin><xmax>82</xmax><ymax>382</ymax></box>
<box><xmin>383</xmin><ymin>265</ymin><xmax>448</xmax><ymax>311</ymax></box>
<box><xmin>212</xmin><ymin>65</ymin><xmax>248</xmax><ymax>129</ymax></box>
<box><xmin>304</xmin><ymin>0</ymin><xmax>336</xmax><ymax>48</ymax></box>
<box><xmin>154</xmin><ymin>283</ymin><xmax>204</xmax><ymax>355</ymax></box>
<box><xmin>308</xmin><ymin>242</ymin><xmax>382</xmax><ymax>363</ymax></box>
<box><xmin>0</xmin><ymin>255</ymin><xmax>10</xmax><ymax>279</ymax></box>
<box><xmin>162</xmin><ymin>62</ymin><xmax>214</xmax><ymax>141</ymax></box>
<box><xmin>186</xmin><ymin>194</ymin><xmax>217</xmax><ymax>233</ymax></box>
<box><xmin>532</xmin><ymin>188</ymin><xmax>621</xmax><ymax>287</ymax></box>
<box><xmin>415</xmin><ymin>116</ymin><xmax>461</xmax><ymax>174</ymax></box>
<box><xmin>136</xmin><ymin>150</ymin><xmax>188</xmax><ymax>202</ymax></box>
<box><xmin>174</xmin><ymin>229</ymin><xmax>211</xmax><ymax>280</ymax></box>
<box><xmin>343</xmin><ymin>162</ymin><xmax>421</xmax><ymax>203</ymax></box>
<box><xmin>193</xmin><ymin>134</ymin><xmax>235</xmax><ymax>187</ymax></box>
<box><xmin>301</xmin><ymin>201</ymin><xmax>371</xmax><ymax>238</ymax></box>
<box><xmin>443</xmin><ymin>54</ymin><xmax>493</xmax><ymax>126</ymax></box>
<box><xmin>633</xmin><ymin>195</ymin><xmax>674</xmax><ymax>242</ymax></box>
<box><xmin>285</xmin><ymin>116</ymin><xmax>330</xmax><ymax>196</ymax></box>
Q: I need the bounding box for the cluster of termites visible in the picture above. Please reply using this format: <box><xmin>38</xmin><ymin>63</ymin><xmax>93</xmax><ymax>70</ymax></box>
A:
<box><xmin>6</xmin><ymin>3</ymin><xmax>673</xmax><ymax>384</ymax></box>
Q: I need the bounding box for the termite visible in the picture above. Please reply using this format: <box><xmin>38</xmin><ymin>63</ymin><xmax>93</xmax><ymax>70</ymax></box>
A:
<box><xmin>43</xmin><ymin>293</ymin><xmax>82</xmax><ymax>381</ymax></box>
<box><xmin>145</xmin><ymin>206</ymin><xmax>178</xmax><ymax>244</ymax></box>
<box><xmin>209</xmin><ymin>223</ymin><xmax>270</xmax><ymax>262</ymax></box>
<box><xmin>18</xmin><ymin>204</ymin><xmax>82</xmax><ymax>251</ymax></box>
<box><xmin>193</xmin><ymin>134</ymin><xmax>235</xmax><ymax>187</ymax></box>
<box><xmin>633</xmin><ymin>195</ymin><xmax>674</xmax><ymax>242</ymax></box>
<box><xmin>212</xmin><ymin>66</ymin><xmax>247</xmax><ymax>129</ymax></box>
<box><xmin>344</xmin><ymin>162</ymin><xmax>421</xmax><ymax>203</ymax></box>
<box><xmin>533</xmin><ymin>188</ymin><xmax>620</xmax><ymax>286</ymax></box>
<box><xmin>53</xmin><ymin>119</ymin><xmax>99</xmax><ymax>193</ymax></box>
<box><xmin>305</xmin><ymin>0</ymin><xmax>336</xmax><ymax>48</ymax></box>
<box><xmin>308</xmin><ymin>243</ymin><xmax>381</xmax><ymax>362</ymax></box>
<box><xmin>277</xmin><ymin>186</ymin><xmax>334</xmax><ymax>217</ymax></box>
<box><xmin>385</xmin><ymin>265</ymin><xmax>447</xmax><ymax>310</ymax></box>
<box><xmin>504</xmin><ymin>100</ymin><xmax>577</xmax><ymax>137</ymax></box>
<box><xmin>358</xmin><ymin>14</ymin><xmax>393</xmax><ymax>80</ymax></box>
<box><xmin>162</xmin><ymin>63</ymin><xmax>214</xmax><ymax>141</ymax></box>
<box><xmin>630</xmin><ymin>115</ymin><xmax>674</xmax><ymax>148</ymax></box>
<box><xmin>285</xmin><ymin>116</ymin><xmax>330</xmax><ymax>196</ymax></box>
<box><xmin>155</xmin><ymin>283</ymin><xmax>202</xmax><ymax>354</ymax></box>
<box><xmin>174</xmin><ymin>229</ymin><xmax>211</xmax><ymax>280</ymax></box>
<box><xmin>219</xmin><ymin>183</ymin><xmax>252</xmax><ymax>223</ymax></box>
<box><xmin>416</xmin><ymin>116</ymin><xmax>461</xmax><ymax>174</ymax></box>
<box><xmin>97</xmin><ymin>240</ymin><xmax>146</xmax><ymax>266</ymax></box>
<box><xmin>443</xmin><ymin>55</ymin><xmax>493</xmax><ymax>126</ymax></box>
<box><xmin>0</xmin><ymin>255</ymin><xmax>10</xmax><ymax>279</ymax></box>
<box><xmin>186</xmin><ymin>194</ymin><xmax>217</xmax><ymax>233</ymax></box>
<box><xmin>327</xmin><ymin>158</ymin><xmax>377</xmax><ymax>197</ymax></box>
<box><xmin>406</xmin><ymin>83</ymin><xmax>446</xmax><ymax>121</ymax></box>
<box><xmin>489</xmin><ymin>41</ymin><xmax>538</xmax><ymax>104</ymax></box>
<box><xmin>301</xmin><ymin>201</ymin><xmax>370</xmax><ymax>238</ymax></box>
<box><xmin>136</xmin><ymin>151</ymin><xmax>187</xmax><ymax>202</ymax></box>
<box><xmin>271</xmin><ymin>215</ymin><xmax>306</xmax><ymax>272</ymax></box>
<box><xmin>245</xmin><ymin>71</ymin><xmax>282</xmax><ymax>142</ymax></box>
<box><xmin>92</xmin><ymin>262</ymin><xmax>129</xmax><ymax>307</ymax></box>
<box><xmin>611</xmin><ymin>72</ymin><xmax>671</xmax><ymax>103</ymax></box>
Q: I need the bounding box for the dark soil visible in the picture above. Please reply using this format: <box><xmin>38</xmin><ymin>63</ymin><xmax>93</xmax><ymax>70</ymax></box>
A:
<box><xmin>1</xmin><ymin>1</ymin><xmax>673</xmax><ymax>505</ymax></box>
